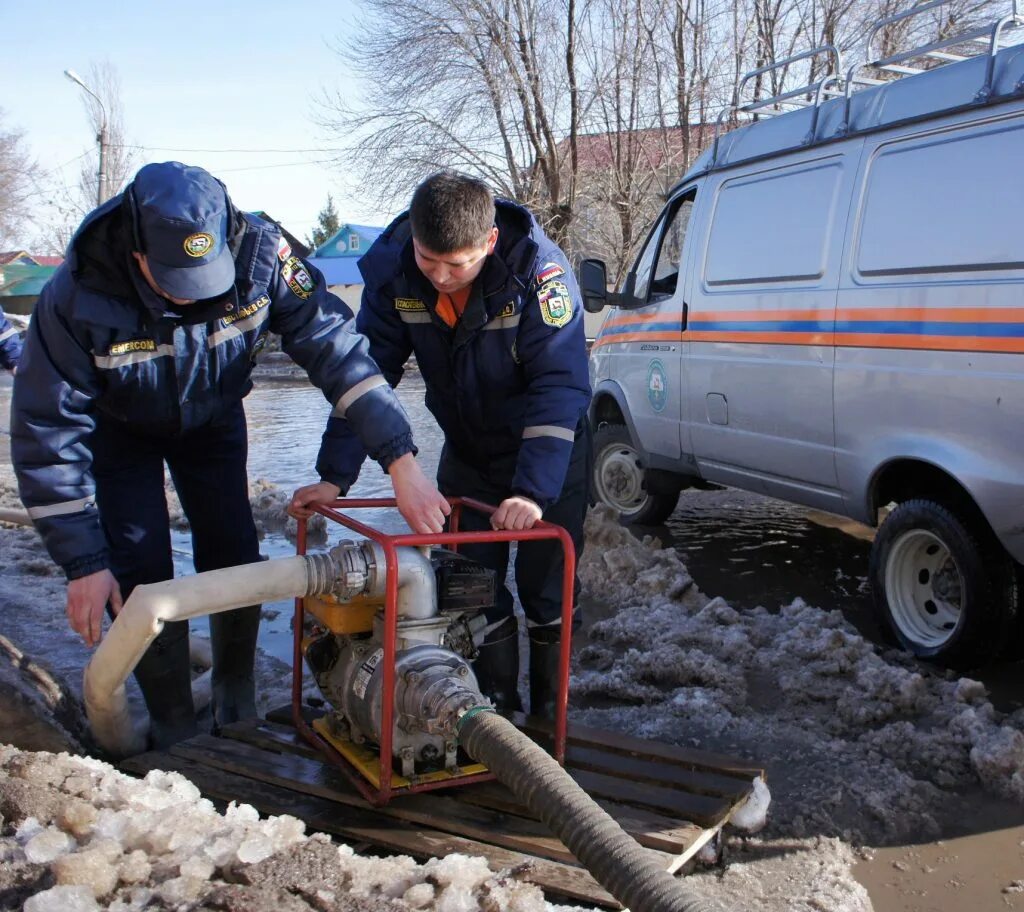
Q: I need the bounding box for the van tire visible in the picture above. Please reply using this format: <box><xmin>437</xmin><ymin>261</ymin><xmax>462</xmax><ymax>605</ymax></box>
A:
<box><xmin>869</xmin><ymin>499</ymin><xmax>1019</xmax><ymax>668</ymax></box>
<box><xmin>591</xmin><ymin>424</ymin><xmax>680</xmax><ymax>525</ymax></box>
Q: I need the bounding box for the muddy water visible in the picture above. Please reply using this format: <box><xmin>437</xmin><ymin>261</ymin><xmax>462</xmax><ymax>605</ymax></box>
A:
<box><xmin>660</xmin><ymin>487</ymin><xmax>875</xmax><ymax>627</ymax></box>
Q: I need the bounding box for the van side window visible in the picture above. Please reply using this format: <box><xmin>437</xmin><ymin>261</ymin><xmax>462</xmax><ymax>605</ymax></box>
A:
<box><xmin>857</xmin><ymin>121</ymin><xmax>1024</xmax><ymax>278</ymax></box>
<box><xmin>632</xmin><ymin>193</ymin><xmax>695</xmax><ymax>304</ymax></box>
<box><xmin>705</xmin><ymin>160</ymin><xmax>842</xmax><ymax>286</ymax></box>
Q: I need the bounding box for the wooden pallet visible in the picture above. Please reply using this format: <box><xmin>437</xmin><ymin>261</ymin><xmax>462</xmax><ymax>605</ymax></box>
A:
<box><xmin>122</xmin><ymin>707</ymin><xmax>763</xmax><ymax>909</ymax></box>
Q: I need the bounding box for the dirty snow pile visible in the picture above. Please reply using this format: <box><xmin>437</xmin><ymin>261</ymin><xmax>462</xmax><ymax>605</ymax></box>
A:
<box><xmin>574</xmin><ymin>507</ymin><xmax>1024</xmax><ymax>843</ymax></box>
<box><xmin>0</xmin><ymin>746</ymin><xmax>589</xmax><ymax>912</ymax></box>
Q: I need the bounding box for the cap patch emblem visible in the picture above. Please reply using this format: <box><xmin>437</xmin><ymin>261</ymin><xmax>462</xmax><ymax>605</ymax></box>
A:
<box><xmin>537</xmin><ymin>280</ymin><xmax>572</xmax><ymax>328</ymax></box>
<box><xmin>183</xmin><ymin>232</ymin><xmax>214</xmax><ymax>258</ymax></box>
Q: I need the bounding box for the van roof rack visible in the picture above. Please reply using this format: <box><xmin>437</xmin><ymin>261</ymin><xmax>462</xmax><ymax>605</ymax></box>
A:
<box><xmin>711</xmin><ymin>45</ymin><xmax>844</xmax><ymax>167</ymax></box>
<box><xmin>842</xmin><ymin>0</ymin><xmax>1024</xmax><ymax>126</ymax></box>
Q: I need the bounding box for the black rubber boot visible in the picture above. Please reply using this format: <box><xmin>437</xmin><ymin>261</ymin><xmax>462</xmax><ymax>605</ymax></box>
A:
<box><xmin>472</xmin><ymin>616</ymin><xmax>523</xmax><ymax>714</ymax></box>
<box><xmin>209</xmin><ymin>604</ymin><xmax>261</xmax><ymax>730</ymax></box>
<box><xmin>133</xmin><ymin>619</ymin><xmax>198</xmax><ymax>750</ymax></box>
<box><xmin>529</xmin><ymin>625</ymin><xmax>564</xmax><ymax>720</ymax></box>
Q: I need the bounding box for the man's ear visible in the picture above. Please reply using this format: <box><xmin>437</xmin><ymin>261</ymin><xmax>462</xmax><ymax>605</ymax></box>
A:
<box><xmin>486</xmin><ymin>226</ymin><xmax>499</xmax><ymax>254</ymax></box>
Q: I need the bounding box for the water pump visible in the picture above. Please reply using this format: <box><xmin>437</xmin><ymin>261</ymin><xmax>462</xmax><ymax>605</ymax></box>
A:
<box><xmin>302</xmin><ymin>540</ymin><xmax>496</xmax><ymax>780</ymax></box>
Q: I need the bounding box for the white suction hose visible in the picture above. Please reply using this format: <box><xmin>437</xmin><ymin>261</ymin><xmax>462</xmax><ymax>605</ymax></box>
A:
<box><xmin>84</xmin><ymin>554</ymin><xmax>333</xmax><ymax>757</ymax></box>
<box><xmin>0</xmin><ymin>508</ymin><xmax>32</xmax><ymax>526</ymax></box>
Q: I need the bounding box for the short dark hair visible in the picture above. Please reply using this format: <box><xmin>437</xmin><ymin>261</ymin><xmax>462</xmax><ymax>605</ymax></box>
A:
<box><xmin>409</xmin><ymin>172</ymin><xmax>495</xmax><ymax>253</ymax></box>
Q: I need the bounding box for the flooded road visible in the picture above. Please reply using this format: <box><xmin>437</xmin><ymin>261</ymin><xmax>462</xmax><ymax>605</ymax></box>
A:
<box><xmin>2</xmin><ymin>370</ymin><xmax>1017</xmax><ymax>696</ymax></box>
<box><xmin>0</xmin><ymin>371</ymin><xmax>883</xmax><ymax>662</ymax></box>
<box><xmin>661</xmin><ymin>487</ymin><xmax>876</xmax><ymax>634</ymax></box>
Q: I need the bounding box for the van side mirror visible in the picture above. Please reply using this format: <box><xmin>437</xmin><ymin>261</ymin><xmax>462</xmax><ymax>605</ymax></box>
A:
<box><xmin>578</xmin><ymin>258</ymin><xmax>617</xmax><ymax>313</ymax></box>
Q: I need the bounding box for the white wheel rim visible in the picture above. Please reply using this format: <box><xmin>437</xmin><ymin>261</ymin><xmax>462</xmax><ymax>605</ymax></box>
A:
<box><xmin>595</xmin><ymin>442</ymin><xmax>650</xmax><ymax>514</ymax></box>
<box><xmin>884</xmin><ymin>529</ymin><xmax>963</xmax><ymax>649</ymax></box>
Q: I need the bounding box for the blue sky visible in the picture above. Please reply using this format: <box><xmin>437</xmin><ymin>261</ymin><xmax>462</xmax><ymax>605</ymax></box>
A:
<box><xmin>1</xmin><ymin>0</ymin><xmax>390</xmax><ymax>246</ymax></box>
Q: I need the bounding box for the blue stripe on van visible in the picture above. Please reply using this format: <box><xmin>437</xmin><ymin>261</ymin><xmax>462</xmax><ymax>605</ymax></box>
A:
<box><xmin>691</xmin><ymin>320</ymin><xmax>833</xmax><ymax>333</ymax></box>
<box><xmin>834</xmin><ymin>320</ymin><xmax>1024</xmax><ymax>337</ymax></box>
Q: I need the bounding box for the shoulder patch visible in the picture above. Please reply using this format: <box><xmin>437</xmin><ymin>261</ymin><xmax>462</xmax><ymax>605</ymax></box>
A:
<box><xmin>537</xmin><ymin>280</ymin><xmax>573</xmax><ymax>328</ymax></box>
<box><xmin>281</xmin><ymin>256</ymin><xmax>315</xmax><ymax>299</ymax></box>
<box><xmin>536</xmin><ymin>261</ymin><xmax>565</xmax><ymax>284</ymax></box>
<box><xmin>395</xmin><ymin>298</ymin><xmax>427</xmax><ymax>312</ymax></box>
<box><xmin>277</xmin><ymin>235</ymin><xmax>292</xmax><ymax>263</ymax></box>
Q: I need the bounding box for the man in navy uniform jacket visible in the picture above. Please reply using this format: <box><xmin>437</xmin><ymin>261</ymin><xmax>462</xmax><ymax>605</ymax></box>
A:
<box><xmin>12</xmin><ymin>162</ymin><xmax>448</xmax><ymax>748</ymax></box>
<box><xmin>290</xmin><ymin>171</ymin><xmax>591</xmax><ymax>717</ymax></box>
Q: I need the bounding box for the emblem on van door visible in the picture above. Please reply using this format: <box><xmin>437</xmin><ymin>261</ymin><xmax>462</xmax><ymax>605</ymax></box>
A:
<box><xmin>647</xmin><ymin>359</ymin><xmax>668</xmax><ymax>412</ymax></box>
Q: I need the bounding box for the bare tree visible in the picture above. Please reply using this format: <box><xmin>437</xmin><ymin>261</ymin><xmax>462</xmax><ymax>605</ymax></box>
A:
<box><xmin>319</xmin><ymin>0</ymin><xmax>582</xmax><ymax>246</ymax></box>
<box><xmin>0</xmin><ymin>110</ymin><xmax>40</xmax><ymax>249</ymax></box>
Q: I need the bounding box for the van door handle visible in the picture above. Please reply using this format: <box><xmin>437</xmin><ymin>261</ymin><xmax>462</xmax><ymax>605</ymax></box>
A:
<box><xmin>681</xmin><ymin>301</ymin><xmax>688</xmax><ymax>332</ymax></box>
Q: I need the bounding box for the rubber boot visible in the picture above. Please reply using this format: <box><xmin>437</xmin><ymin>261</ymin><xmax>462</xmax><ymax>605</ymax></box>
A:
<box><xmin>133</xmin><ymin>619</ymin><xmax>198</xmax><ymax>750</ymax></box>
<box><xmin>472</xmin><ymin>616</ymin><xmax>523</xmax><ymax>714</ymax></box>
<box><xmin>209</xmin><ymin>604</ymin><xmax>261</xmax><ymax>731</ymax></box>
<box><xmin>528</xmin><ymin>625</ymin><xmax>563</xmax><ymax>720</ymax></box>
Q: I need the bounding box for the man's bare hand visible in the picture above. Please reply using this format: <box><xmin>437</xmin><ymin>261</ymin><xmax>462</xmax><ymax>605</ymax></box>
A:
<box><xmin>388</xmin><ymin>453</ymin><xmax>450</xmax><ymax>533</ymax></box>
<box><xmin>491</xmin><ymin>495</ymin><xmax>543</xmax><ymax>531</ymax></box>
<box><xmin>67</xmin><ymin>569</ymin><xmax>122</xmax><ymax>648</ymax></box>
<box><xmin>288</xmin><ymin>481</ymin><xmax>341</xmax><ymax>520</ymax></box>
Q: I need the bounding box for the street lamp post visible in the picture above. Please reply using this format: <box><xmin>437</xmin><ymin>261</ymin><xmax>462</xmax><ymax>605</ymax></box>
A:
<box><xmin>64</xmin><ymin>69</ymin><xmax>109</xmax><ymax>208</ymax></box>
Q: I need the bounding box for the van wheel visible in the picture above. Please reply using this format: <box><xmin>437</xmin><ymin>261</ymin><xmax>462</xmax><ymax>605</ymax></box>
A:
<box><xmin>592</xmin><ymin>424</ymin><xmax>680</xmax><ymax>525</ymax></box>
<box><xmin>869</xmin><ymin>499</ymin><xmax>1019</xmax><ymax>668</ymax></box>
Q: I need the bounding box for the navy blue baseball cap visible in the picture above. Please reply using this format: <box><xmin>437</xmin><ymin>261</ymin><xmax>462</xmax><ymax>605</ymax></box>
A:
<box><xmin>130</xmin><ymin>162</ymin><xmax>236</xmax><ymax>300</ymax></box>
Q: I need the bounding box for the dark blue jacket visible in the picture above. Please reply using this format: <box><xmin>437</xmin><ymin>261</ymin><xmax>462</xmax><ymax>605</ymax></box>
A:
<box><xmin>0</xmin><ymin>307</ymin><xmax>22</xmax><ymax>370</ymax></box>
<box><xmin>11</xmin><ymin>193</ymin><xmax>414</xmax><ymax>579</ymax></box>
<box><xmin>335</xmin><ymin>199</ymin><xmax>590</xmax><ymax>510</ymax></box>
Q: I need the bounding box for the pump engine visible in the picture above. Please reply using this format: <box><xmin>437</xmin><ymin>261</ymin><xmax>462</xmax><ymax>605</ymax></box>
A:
<box><xmin>302</xmin><ymin>540</ymin><xmax>496</xmax><ymax>779</ymax></box>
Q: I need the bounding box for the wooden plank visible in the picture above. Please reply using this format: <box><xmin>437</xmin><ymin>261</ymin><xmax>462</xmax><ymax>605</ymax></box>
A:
<box><xmin>446</xmin><ymin>780</ymin><xmax>707</xmax><ymax>856</ymax></box>
<box><xmin>561</xmin><ymin>740</ymin><xmax>750</xmax><ymax>800</ymax></box>
<box><xmin>171</xmin><ymin>735</ymin><xmax>581</xmax><ymax>865</ymax></box>
<box><xmin>569</xmin><ymin>767</ymin><xmax>732</xmax><ymax>827</ymax></box>
<box><xmin>515</xmin><ymin>713</ymin><xmax>764</xmax><ymax>780</ymax></box>
<box><xmin>267</xmin><ymin>704</ymin><xmax>763</xmax><ymax>782</ymax></box>
<box><xmin>230</xmin><ymin>720</ymin><xmax>712</xmax><ymax>855</ymax></box>
<box><xmin>121</xmin><ymin>750</ymin><xmax>620</xmax><ymax>908</ymax></box>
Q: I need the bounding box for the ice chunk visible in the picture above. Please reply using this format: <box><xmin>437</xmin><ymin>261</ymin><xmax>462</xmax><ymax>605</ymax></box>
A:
<box><xmin>236</xmin><ymin>832</ymin><xmax>274</xmax><ymax>864</ymax></box>
<box><xmin>54</xmin><ymin>847</ymin><xmax>119</xmax><ymax>898</ymax></box>
<box><xmin>117</xmin><ymin>850</ymin><xmax>151</xmax><ymax>885</ymax></box>
<box><xmin>179</xmin><ymin>855</ymin><xmax>215</xmax><ymax>880</ymax></box>
<box><xmin>58</xmin><ymin>799</ymin><xmax>97</xmax><ymax>838</ymax></box>
<box><xmin>24</xmin><ymin>826</ymin><xmax>75</xmax><ymax>863</ymax></box>
<box><xmin>24</xmin><ymin>885</ymin><xmax>99</xmax><ymax>912</ymax></box>
<box><xmin>16</xmin><ymin>816</ymin><xmax>44</xmax><ymax>842</ymax></box>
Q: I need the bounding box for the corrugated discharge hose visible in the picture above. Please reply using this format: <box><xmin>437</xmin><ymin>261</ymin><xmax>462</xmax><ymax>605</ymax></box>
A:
<box><xmin>457</xmin><ymin>709</ymin><xmax>722</xmax><ymax>912</ymax></box>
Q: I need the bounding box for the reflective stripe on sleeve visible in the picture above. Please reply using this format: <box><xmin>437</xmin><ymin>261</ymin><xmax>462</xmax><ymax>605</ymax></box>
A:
<box><xmin>397</xmin><ymin>311</ymin><xmax>432</xmax><ymax>324</ymax></box>
<box><xmin>208</xmin><ymin>310</ymin><xmax>270</xmax><ymax>348</ymax></box>
<box><xmin>483</xmin><ymin>313</ymin><xmax>521</xmax><ymax>331</ymax></box>
<box><xmin>26</xmin><ymin>496</ymin><xmax>95</xmax><ymax>520</ymax></box>
<box><xmin>522</xmin><ymin>425</ymin><xmax>576</xmax><ymax>442</ymax></box>
<box><xmin>93</xmin><ymin>344</ymin><xmax>175</xmax><ymax>370</ymax></box>
<box><xmin>0</xmin><ymin>327</ymin><xmax>17</xmax><ymax>343</ymax></box>
<box><xmin>332</xmin><ymin>374</ymin><xmax>388</xmax><ymax>417</ymax></box>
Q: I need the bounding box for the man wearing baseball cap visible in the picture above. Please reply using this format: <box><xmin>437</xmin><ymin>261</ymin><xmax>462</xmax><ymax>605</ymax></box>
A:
<box><xmin>11</xmin><ymin>161</ymin><xmax>449</xmax><ymax>749</ymax></box>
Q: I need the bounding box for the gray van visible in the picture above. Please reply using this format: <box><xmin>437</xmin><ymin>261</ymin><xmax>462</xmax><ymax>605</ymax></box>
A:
<box><xmin>580</xmin><ymin>1</ymin><xmax>1024</xmax><ymax>667</ymax></box>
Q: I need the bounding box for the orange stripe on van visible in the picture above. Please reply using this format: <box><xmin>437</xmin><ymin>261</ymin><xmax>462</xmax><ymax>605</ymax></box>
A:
<box><xmin>687</xmin><ymin>330</ymin><xmax>833</xmax><ymax>346</ymax></box>
<box><xmin>834</xmin><ymin>307</ymin><xmax>1024</xmax><ymax>323</ymax></box>
<box><xmin>833</xmin><ymin>333</ymin><xmax>1024</xmax><ymax>353</ymax></box>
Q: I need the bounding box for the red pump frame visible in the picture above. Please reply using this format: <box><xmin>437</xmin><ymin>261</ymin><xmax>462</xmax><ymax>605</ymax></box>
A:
<box><xmin>291</xmin><ymin>496</ymin><xmax>575</xmax><ymax>807</ymax></box>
